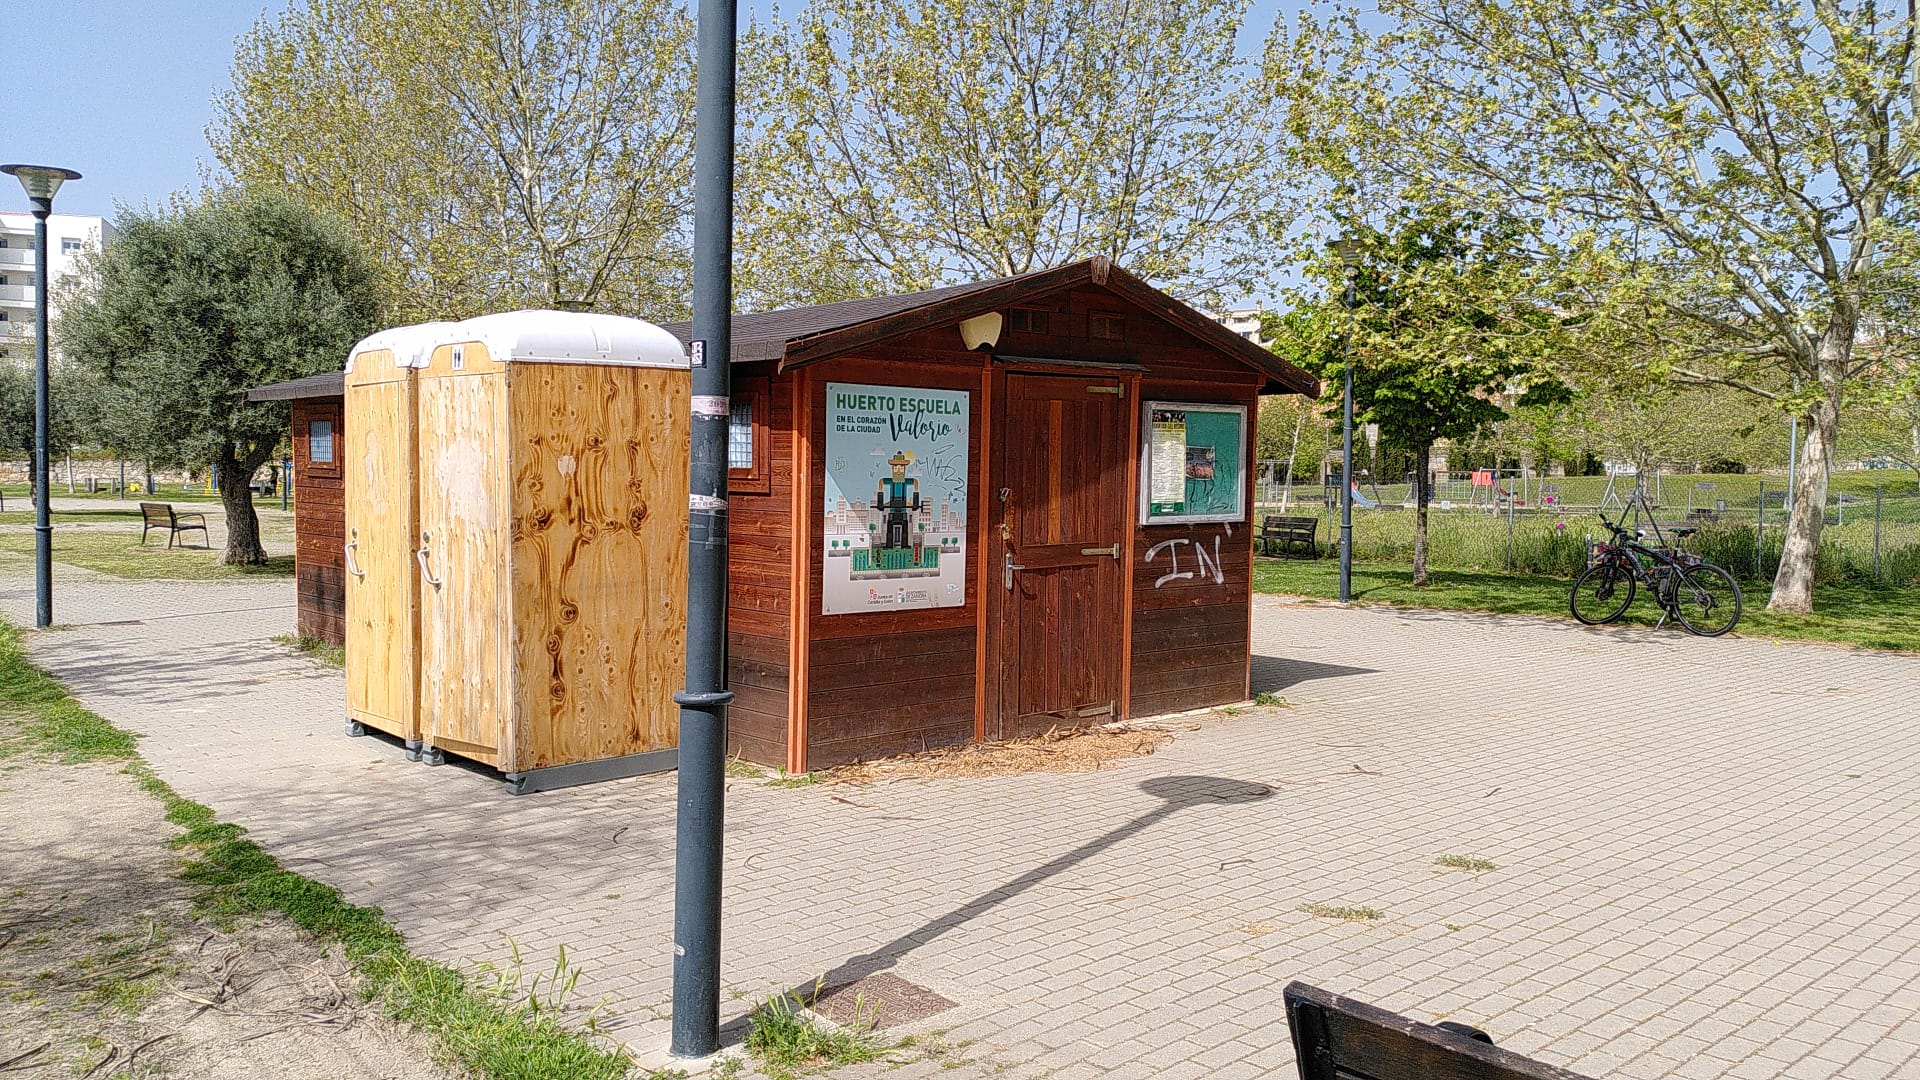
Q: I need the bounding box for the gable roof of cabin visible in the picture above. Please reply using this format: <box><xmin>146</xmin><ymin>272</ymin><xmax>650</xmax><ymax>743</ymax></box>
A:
<box><xmin>661</xmin><ymin>257</ymin><xmax>1317</xmax><ymax>396</ymax></box>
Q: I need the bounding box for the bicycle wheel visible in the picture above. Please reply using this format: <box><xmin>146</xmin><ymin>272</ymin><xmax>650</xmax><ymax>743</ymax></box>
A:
<box><xmin>1674</xmin><ymin>563</ymin><xmax>1742</xmax><ymax>637</ymax></box>
<box><xmin>1570</xmin><ymin>561</ymin><xmax>1636</xmax><ymax>625</ymax></box>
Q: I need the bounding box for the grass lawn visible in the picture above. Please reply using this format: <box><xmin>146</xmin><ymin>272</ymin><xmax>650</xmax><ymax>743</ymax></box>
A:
<box><xmin>0</xmin><ymin>508</ymin><xmax>144</xmax><ymax>526</ymax></box>
<box><xmin>0</xmin><ymin>528</ymin><xmax>293</xmax><ymax>580</ymax></box>
<box><xmin>1</xmin><ymin>481</ymin><xmax>229</xmax><ymax>504</ymax></box>
<box><xmin>1254</xmin><ymin>558</ymin><xmax>1920</xmax><ymax>653</ymax></box>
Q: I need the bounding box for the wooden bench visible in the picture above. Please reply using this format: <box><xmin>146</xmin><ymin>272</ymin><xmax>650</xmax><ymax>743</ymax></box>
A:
<box><xmin>1286</xmin><ymin>982</ymin><xmax>1594</xmax><ymax>1079</ymax></box>
<box><xmin>1259</xmin><ymin>515</ymin><xmax>1321</xmax><ymax>558</ymax></box>
<box><xmin>139</xmin><ymin>502</ymin><xmax>209</xmax><ymax>549</ymax></box>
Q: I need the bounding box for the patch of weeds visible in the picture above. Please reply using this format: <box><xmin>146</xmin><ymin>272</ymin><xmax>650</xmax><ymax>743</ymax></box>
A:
<box><xmin>1219</xmin><ymin>705</ymin><xmax>1244</xmax><ymax>717</ymax></box>
<box><xmin>1298</xmin><ymin>903</ymin><xmax>1384</xmax><ymax>923</ymax></box>
<box><xmin>1435</xmin><ymin>854</ymin><xmax>1497</xmax><ymax>872</ymax></box>
<box><xmin>80</xmin><ymin>968</ymin><xmax>164</xmax><ymax>1015</ymax></box>
<box><xmin>725</xmin><ymin>756</ymin><xmax>766</xmax><ymax>780</ymax></box>
<box><xmin>0</xmin><ymin>624</ymin><xmax>138</xmax><ymax>762</ymax></box>
<box><xmin>766</xmin><ymin>771</ymin><xmax>819</xmax><ymax>788</ymax></box>
<box><xmin>1235</xmin><ymin>921</ymin><xmax>1278</xmax><ymax>937</ymax></box>
<box><xmin>711</xmin><ymin>1056</ymin><xmax>746</xmax><ymax>1079</ymax></box>
<box><xmin>1</xmin><ymin>617</ymin><xmax>633</xmax><ymax>1080</ymax></box>
<box><xmin>273</xmin><ymin>633</ymin><xmax>344</xmax><ymax>670</ymax></box>
<box><xmin>745</xmin><ymin>987</ymin><xmax>889</xmax><ymax>1080</ymax></box>
<box><xmin>1253</xmin><ymin>691</ymin><xmax>1291</xmax><ymax>708</ymax></box>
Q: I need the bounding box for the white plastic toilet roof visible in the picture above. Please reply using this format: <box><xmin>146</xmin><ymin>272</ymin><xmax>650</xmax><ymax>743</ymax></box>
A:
<box><xmin>446</xmin><ymin>310</ymin><xmax>688</xmax><ymax>368</ymax></box>
<box><xmin>344</xmin><ymin>321</ymin><xmax>456</xmax><ymax>373</ymax></box>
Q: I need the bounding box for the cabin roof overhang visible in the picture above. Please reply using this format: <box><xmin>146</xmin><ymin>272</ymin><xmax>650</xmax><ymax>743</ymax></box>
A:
<box><xmin>245</xmin><ymin>372</ymin><xmax>345</xmax><ymax>402</ymax></box>
<box><xmin>663</xmin><ymin>257</ymin><xmax>1318</xmax><ymax>396</ymax></box>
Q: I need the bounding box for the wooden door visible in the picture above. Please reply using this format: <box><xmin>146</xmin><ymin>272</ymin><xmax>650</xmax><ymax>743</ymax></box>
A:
<box><xmin>343</xmin><ymin>362</ymin><xmax>419</xmax><ymax>741</ymax></box>
<box><xmin>997</xmin><ymin>373</ymin><xmax>1130</xmax><ymax>738</ymax></box>
<box><xmin>416</xmin><ymin>359</ymin><xmax>511</xmax><ymax>766</ymax></box>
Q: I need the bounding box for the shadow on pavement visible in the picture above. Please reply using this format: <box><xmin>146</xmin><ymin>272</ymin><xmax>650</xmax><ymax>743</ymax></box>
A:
<box><xmin>1251</xmin><ymin>655</ymin><xmax>1377</xmax><ymax>693</ymax></box>
<box><xmin>729</xmin><ymin>775</ymin><xmax>1274</xmax><ymax>1045</ymax></box>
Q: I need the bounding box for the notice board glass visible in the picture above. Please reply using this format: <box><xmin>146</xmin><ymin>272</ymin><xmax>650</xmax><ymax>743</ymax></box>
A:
<box><xmin>1139</xmin><ymin>401</ymin><xmax>1247</xmax><ymax>524</ymax></box>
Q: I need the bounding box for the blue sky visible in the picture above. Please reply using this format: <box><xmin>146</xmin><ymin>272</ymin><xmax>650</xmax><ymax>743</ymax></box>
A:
<box><xmin>8</xmin><ymin>0</ymin><xmax>1294</xmax><ymax>222</ymax></box>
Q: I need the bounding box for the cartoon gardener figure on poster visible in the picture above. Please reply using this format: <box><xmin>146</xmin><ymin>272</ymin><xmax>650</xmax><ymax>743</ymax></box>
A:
<box><xmin>875</xmin><ymin>451</ymin><xmax>923</xmax><ymax>552</ymax></box>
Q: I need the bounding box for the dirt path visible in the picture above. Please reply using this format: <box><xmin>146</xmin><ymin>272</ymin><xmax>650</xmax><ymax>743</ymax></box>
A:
<box><xmin>0</xmin><ymin>757</ymin><xmax>457</xmax><ymax>1080</ymax></box>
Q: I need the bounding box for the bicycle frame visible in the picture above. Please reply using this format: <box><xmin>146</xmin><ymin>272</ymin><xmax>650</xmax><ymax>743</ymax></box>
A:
<box><xmin>1591</xmin><ymin>513</ymin><xmax>1704</xmax><ymax>628</ymax></box>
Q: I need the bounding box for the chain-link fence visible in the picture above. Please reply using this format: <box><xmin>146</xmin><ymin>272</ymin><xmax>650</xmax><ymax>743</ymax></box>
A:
<box><xmin>1257</xmin><ymin>476</ymin><xmax>1920</xmax><ymax>586</ymax></box>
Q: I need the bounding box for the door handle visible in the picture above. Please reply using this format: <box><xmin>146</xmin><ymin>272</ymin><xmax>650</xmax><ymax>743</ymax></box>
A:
<box><xmin>1080</xmin><ymin>544</ymin><xmax>1120</xmax><ymax>559</ymax></box>
<box><xmin>1004</xmin><ymin>552</ymin><xmax>1026</xmax><ymax>590</ymax></box>
<box><xmin>345</xmin><ymin>529</ymin><xmax>366</xmax><ymax>579</ymax></box>
<box><xmin>417</xmin><ymin>531</ymin><xmax>444</xmax><ymax>588</ymax></box>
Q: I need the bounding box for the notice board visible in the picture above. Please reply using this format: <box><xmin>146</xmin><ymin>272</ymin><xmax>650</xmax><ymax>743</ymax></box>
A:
<box><xmin>1139</xmin><ymin>401</ymin><xmax>1248</xmax><ymax>524</ymax></box>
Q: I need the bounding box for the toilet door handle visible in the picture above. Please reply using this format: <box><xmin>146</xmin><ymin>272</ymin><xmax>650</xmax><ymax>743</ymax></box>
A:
<box><xmin>345</xmin><ymin>530</ymin><xmax>366</xmax><ymax>579</ymax></box>
<box><xmin>416</xmin><ymin>532</ymin><xmax>444</xmax><ymax>588</ymax></box>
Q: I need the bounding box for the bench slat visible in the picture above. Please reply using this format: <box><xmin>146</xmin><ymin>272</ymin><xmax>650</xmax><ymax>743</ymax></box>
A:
<box><xmin>1286</xmin><ymin>982</ymin><xmax>1595</xmax><ymax>1080</ymax></box>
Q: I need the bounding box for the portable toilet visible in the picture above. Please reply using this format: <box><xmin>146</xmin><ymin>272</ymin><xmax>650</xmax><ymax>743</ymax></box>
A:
<box><xmin>343</xmin><ymin>312</ymin><xmax>690</xmax><ymax>793</ymax></box>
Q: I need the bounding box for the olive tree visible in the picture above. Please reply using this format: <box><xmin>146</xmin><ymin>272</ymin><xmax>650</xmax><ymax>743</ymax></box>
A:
<box><xmin>59</xmin><ymin>190</ymin><xmax>380</xmax><ymax>564</ymax></box>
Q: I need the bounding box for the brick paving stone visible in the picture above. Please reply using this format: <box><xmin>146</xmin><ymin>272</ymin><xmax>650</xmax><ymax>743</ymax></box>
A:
<box><xmin>5</xmin><ymin>576</ymin><xmax>1920</xmax><ymax>1079</ymax></box>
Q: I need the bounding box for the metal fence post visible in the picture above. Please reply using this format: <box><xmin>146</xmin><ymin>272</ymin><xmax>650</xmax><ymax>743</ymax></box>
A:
<box><xmin>1505</xmin><ymin>489</ymin><xmax>1515</xmax><ymax>570</ymax></box>
<box><xmin>1874</xmin><ymin>484</ymin><xmax>1883</xmax><ymax>580</ymax></box>
<box><xmin>1756</xmin><ymin>480</ymin><xmax>1766</xmax><ymax>578</ymax></box>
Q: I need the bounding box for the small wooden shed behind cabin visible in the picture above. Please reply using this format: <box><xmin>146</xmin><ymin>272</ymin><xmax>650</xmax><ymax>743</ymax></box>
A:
<box><xmin>341</xmin><ymin>312</ymin><xmax>692</xmax><ymax>793</ymax></box>
<box><xmin>674</xmin><ymin>257</ymin><xmax>1317</xmax><ymax>773</ymax></box>
<box><xmin>245</xmin><ymin>369</ymin><xmax>352</xmax><ymax>647</ymax></box>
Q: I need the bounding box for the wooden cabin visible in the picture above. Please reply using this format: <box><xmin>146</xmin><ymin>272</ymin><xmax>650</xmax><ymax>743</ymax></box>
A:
<box><xmin>672</xmin><ymin>257</ymin><xmax>1316</xmax><ymax>773</ymax></box>
<box><xmin>251</xmin><ymin>259</ymin><xmax>1315</xmax><ymax>785</ymax></box>
<box><xmin>245</xmin><ymin>370</ymin><xmax>349</xmax><ymax>646</ymax></box>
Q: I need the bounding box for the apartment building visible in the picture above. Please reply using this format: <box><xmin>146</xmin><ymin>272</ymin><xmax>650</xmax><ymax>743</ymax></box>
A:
<box><xmin>1212</xmin><ymin>305</ymin><xmax>1270</xmax><ymax>347</ymax></box>
<box><xmin>0</xmin><ymin>211</ymin><xmax>116</xmax><ymax>360</ymax></box>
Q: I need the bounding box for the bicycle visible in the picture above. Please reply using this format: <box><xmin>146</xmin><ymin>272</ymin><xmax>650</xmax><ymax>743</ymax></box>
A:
<box><xmin>1569</xmin><ymin>509</ymin><xmax>1743</xmax><ymax>636</ymax></box>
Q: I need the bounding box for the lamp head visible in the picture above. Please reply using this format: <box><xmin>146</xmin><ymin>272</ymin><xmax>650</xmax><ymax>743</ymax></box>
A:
<box><xmin>2</xmin><ymin>164</ymin><xmax>82</xmax><ymax>210</ymax></box>
<box><xmin>1326</xmin><ymin>236</ymin><xmax>1364</xmax><ymax>269</ymax></box>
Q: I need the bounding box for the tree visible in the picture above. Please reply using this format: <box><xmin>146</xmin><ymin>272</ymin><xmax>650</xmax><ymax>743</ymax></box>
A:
<box><xmin>1259</xmin><ymin>308</ymin><xmax>1340</xmax><ymax>510</ymax></box>
<box><xmin>1845</xmin><ymin>360</ymin><xmax>1920</xmax><ymax>492</ymax></box>
<box><xmin>747</xmin><ymin>0</ymin><xmax>1293</xmax><ymax>300</ymax></box>
<box><xmin>1570</xmin><ymin>381</ymin><xmax>1781</xmax><ymax>478</ymax></box>
<box><xmin>59</xmin><ymin>190</ymin><xmax>381</xmax><ymax>564</ymax></box>
<box><xmin>0</xmin><ymin>362</ymin><xmax>88</xmax><ymax>491</ymax></box>
<box><xmin>1277</xmin><ymin>0</ymin><xmax>1920</xmax><ymax>612</ymax></box>
<box><xmin>212</xmin><ymin>0</ymin><xmax>696</xmax><ymax>322</ymax></box>
<box><xmin>1266</xmin><ymin>209</ymin><xmax>1567</xmax><ymax>584</ymax></box>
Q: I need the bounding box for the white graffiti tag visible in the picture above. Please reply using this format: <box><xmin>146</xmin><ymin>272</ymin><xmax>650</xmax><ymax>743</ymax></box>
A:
<box><xmin>1144</xmin><ymin>532</ymin><xmax>1226</xmax><ymax>588</ymax></box>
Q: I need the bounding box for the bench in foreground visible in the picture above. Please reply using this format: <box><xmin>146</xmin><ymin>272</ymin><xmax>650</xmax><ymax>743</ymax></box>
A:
<box><xmin>1285</xmin><ymin>981</ymin><xmax>1594</xmax><ymax>1080</ymax></box>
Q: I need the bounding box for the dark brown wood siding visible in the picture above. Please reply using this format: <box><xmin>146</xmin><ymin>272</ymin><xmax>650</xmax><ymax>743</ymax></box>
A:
<box><xmin>1127</xmin><ymin>375</ymin><xmax>1259</xmax><ymax>719</ymax></box>
<box><xmin>799</xmin><ymin>355</ymin><xmax>986</xmax><ymax>768</ymax></box>
<box><xmin>725</xmin><ymin>363</ymin><xmax>793</xmax><ymax>766</ymax></box>
<box><xmin>806</xmin><ymin>626</ymin><xmax>977</xmax><ymax>767</ymax></box>
<box><xmin>292</xmin><ymin>398</ymin><xmax>346</xmax><ymax>646</ymax></box>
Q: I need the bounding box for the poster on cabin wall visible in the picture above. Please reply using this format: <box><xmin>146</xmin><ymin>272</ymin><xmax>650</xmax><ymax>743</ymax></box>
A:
<box><xmin>822</xmin><ymin>382</ymin><xmax>970</xmax><ymax>615</ymax></box>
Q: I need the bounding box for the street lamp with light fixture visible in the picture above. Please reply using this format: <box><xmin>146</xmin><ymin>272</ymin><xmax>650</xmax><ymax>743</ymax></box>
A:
<box><xmin>2</xmin><ymin>163</ymin><xmax>82</xmax><ymax>629</ymax></box>
<box><xmin>1327</xmin><ymin>236</ymin><xmax>1362</xmax><ymax>605</ymax></box>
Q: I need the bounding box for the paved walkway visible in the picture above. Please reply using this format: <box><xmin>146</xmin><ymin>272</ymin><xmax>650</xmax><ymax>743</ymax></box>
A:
<box><xmin>3</xmin><ymin>568</ymin><xmax>1918</xmax><ymax>1080</ymax></box>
